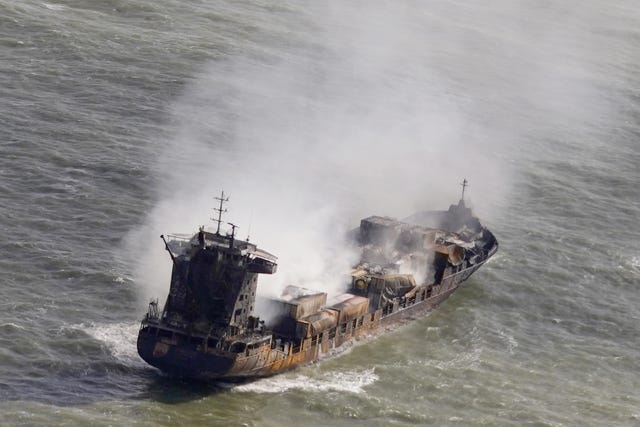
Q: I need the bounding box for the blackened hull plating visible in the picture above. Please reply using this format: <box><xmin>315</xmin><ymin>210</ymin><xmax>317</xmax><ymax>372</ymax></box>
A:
<box><xmin>137</xmin><ymin>260</ymin><xmax>487</xmax><ymax>381</ymax></box>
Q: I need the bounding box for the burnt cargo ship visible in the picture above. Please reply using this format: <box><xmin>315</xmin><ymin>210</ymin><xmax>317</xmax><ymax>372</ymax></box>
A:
<box><xmin>137</xmin><ymin>188</ymin><xmax>498</xmax><ymax>380</ymax></box>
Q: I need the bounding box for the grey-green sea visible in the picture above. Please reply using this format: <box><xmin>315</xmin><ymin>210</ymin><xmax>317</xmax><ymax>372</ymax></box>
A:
<box><xmin>1</xmin><ymin>1</ymin><xmax>639</xmax><ymax>426</ymax></box>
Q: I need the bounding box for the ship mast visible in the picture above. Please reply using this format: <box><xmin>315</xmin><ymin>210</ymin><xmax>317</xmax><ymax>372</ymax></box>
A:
<box><xmin>212</xmin><ymin>191</ymin><xmax>229</xmax><ymax>235</ymax></box>
<box><xmin>460</xmin><ymin>178</ymin><xmax>468</xmax><ymax>202</ymax></box>
<box><xmin>227</xmin><ymin>222</ymin><xmax>238</xmax><ymax>248</ymax></box>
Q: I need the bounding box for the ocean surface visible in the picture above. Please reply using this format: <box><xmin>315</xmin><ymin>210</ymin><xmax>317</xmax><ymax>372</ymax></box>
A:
<box><xmin>1</xmin><ymin>1</ymin><xmax>639</xmax><ymax>426</ymax></box>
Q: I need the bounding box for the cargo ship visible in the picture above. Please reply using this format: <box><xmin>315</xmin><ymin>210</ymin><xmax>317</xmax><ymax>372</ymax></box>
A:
<box><xmin>137</xmin><ymin>184</ymin><xmax>498</xmax><ymax>380</ymax></box>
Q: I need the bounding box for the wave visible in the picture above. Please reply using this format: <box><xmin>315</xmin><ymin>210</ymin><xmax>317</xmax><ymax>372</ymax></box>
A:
<box><xmin>82</xmin><ymin>321</ymin><xmax>146</xmax><ymax>367</ymax></box>
<box><xmin>627</xmin><ymin>256</ymin><xmax>640</xmax><ymax>273</ymax></box>
<box><xmin>42</xmin><ymin>3</ymin><xmax>66</xmax><ymax>11</ymax></box>
<box><xmin>229</xmin><ymin>368</ymin><xmax>378</xmax><ymax>394</ymax></box>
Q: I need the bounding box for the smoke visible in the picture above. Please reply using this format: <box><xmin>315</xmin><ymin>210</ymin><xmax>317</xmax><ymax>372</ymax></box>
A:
<box><xmin>127</xmin><ymin>2</ymin><xmax>520</xmax><ymax>305</ymax></box>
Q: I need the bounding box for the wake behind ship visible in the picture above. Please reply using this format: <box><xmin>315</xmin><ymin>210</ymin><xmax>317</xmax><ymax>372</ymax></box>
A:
<box><xmin>137</xmin><ymin>187</ymin><xmax>498</xmax><ymax>380</ymax></box>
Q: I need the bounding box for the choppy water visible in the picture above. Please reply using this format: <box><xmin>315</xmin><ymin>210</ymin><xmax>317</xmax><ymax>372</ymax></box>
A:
<box><xmin>2</xmin><ymin>1</ymin><xmax>639</xmax><ymax>426</ymax></box>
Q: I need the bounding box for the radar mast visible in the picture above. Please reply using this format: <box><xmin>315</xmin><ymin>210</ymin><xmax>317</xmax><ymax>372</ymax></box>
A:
<box><xmin>460</xmin><ymin>179</ymin><xmax>468</xmax><ymax>202</ymax></box>
<box><xmin>212</xmin><ymin>191</ymin><xmax>229</xmax><ymax>235</ymax></box>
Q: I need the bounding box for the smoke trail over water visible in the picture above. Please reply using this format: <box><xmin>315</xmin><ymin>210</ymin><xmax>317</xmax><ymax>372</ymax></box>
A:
<box><xmin>128</xmin><ymin>3</ymin><xmax>528</xmax><ymax>303</ymax></box>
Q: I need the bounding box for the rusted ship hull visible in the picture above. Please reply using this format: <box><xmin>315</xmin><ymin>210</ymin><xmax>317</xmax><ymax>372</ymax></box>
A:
<box><xmin>137</xmin><ymin>192</ymin><xmax>498</xmax><ymax>381</ymax></box>
<box><xmin>137</xmin><ymin>248</ymin><xmax>496</xmax><ymax>381</ymax></box>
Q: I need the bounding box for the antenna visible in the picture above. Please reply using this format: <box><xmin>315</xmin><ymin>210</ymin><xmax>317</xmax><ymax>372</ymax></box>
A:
<box><xmin>212</xmin><ymin>190</ymin><xmax>229</xmax><ymax>235</ymax></box>
<box><xmin>227</xmin><ymin>222</ymin><xmax>238</xmax><ymax>248</ymax></box>
<box><xmin>227</xmin><ymin>222</ymin><xmax>238</xmax><ymax>239</ymax></box>
<box><xmin>246</xmin><ymin>212</ymin><xmax>253</xmax><ymax>242</ymax></box>
<box><xmin>460</xmin><ymin>178</ymin><xmax>468</xmax><ymax>201</ymax></box>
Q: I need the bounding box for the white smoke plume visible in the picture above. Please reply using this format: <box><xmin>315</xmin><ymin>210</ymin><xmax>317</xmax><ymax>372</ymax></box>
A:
<box><xmin>127</xmin><ymin>2</ymin><xmax>522</xmax><ymax>305</ymax></box>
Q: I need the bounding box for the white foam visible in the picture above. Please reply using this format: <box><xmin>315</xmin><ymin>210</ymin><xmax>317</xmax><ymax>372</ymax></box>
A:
<box><xmin>83</xmin><ymin>322</ymin><xmax>145</xmax><ymax>366</ymax></box>
<box><xmin>427</xmin><ymin>347</ymin><xmax>483</xmax><ymax>371</ymax></box>
<box><xmin>498</xmin><ymin>329</ymin><xmax>519</xmax><ymax>354</ymax></box>
<box><xmin>231</xmin><ymin>368</ymin><xmax>378</xmax><ymax>394</ymax></box>
<box><xmin>42</xmin><ymin>2</ymin><xmax>65</xmax><ymax>11</ymax></box>
<box><xmin>616</xmin><ymin>256</ymin><xmax>640</xmax><ymax>280</ymax></box>
<box><xmin>0</xmin><ymin>322</ymin><xmax>25</xmax><ymax>330</ymax></box>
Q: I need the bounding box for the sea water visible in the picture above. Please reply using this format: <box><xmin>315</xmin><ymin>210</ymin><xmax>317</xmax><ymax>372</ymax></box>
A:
<box><xmin>1</xmin><ymin>1</ymin><xmax>639</xmax><ymax>425</ymax></box>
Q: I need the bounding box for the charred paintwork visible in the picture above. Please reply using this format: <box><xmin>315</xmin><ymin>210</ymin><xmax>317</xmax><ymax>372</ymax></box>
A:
<box><xmin>137</xmin><ymin>194</ymin><xmax>498</xmax><ymax>380</ymax></box>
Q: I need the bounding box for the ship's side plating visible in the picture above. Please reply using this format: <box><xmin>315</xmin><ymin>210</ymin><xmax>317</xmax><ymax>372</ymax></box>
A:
<box><xmin>137</xmin><ymin>198</ymin><xmax>498</xmax><ymax>380</ymax></box>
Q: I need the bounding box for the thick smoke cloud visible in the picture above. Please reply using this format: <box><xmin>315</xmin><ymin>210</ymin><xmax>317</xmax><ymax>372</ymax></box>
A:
<box><xmin>127</xmin><ymin>2</ymin><xmax>530</xmax><ymax>304</ymax></box>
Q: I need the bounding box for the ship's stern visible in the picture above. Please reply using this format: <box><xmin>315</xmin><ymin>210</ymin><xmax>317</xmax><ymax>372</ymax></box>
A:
<box><xmin>137</xmin><ymin>324</ymin><xmax>236</xmax><ymax>380</ymax></box>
